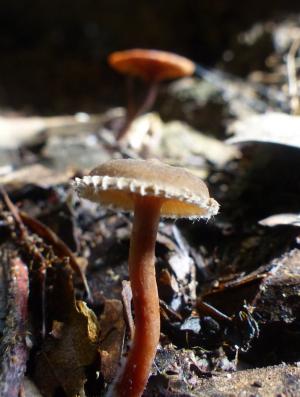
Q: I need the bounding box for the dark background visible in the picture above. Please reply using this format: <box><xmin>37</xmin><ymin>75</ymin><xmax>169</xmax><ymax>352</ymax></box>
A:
<box><xmin>0</xmin><ymin>0</ymin><xmax>299</xmax><ymax>114</ymax></box>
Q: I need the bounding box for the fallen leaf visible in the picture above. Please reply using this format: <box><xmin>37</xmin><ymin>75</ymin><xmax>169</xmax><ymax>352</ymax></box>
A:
<box><xmin>227</xmin><ymin>112</ymin><xmax>300</xmax><ymax>148</ymax></box>
<box><xmin>99</xmin><ymin>299</ymin><xmax>126</xmax><ymax>382</ymax></box>
<box><xmin>0</xmin><ymin>164</ymin><xmax>73</xmax><ymax>187</ymax></box>
<box><xmin>0</xmin><ymin>114</ymin><xmax>103</xmax><ymax>150</ymax></box>
<box><xmin>259</xmin><ymin>213</ymin><xmax>300</xmax><ymax>227</ymax></box>
<box><xmin>252</xmin><ymin>248</ymin><xmax>300</xmax><ymax>323</ymax></box>
<box><xmin>160</xmin><ymin>121</ymin><xmax>239</xmax><ymax>167</ymax></box>
<box><xmin>33</xmin><ymin>265</ymin><xmax>99</xmax><ymax>397</ymax></box>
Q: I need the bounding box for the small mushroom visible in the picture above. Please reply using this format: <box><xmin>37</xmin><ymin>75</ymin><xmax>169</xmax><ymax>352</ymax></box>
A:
<box><xmin>73</xmin><ymin>159</ymin><xmax>219</xmax><ymax>397</ymax></box>
<box><xmin>108</xmin><ymin>49</ymin><xmax>195</xmax><ymax>141</ymax></box>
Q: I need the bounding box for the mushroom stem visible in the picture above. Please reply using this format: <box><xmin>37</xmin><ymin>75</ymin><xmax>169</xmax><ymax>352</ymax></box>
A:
<box><xmin>117</xmin><ymin>81</ymin><xmax>159</xmax><ymax>142</ymax></box>
<box><xmin>126</xmin><ymin>75</ymin><xmax>136</xmax><ymax>120</ymax></box>
<box><xmin>114</xmin><ymin>195</ymin><xmax>162</xmax><ymax>397</ymax></box>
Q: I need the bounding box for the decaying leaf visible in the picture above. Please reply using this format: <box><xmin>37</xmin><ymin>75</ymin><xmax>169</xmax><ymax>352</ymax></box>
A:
<box><xmin>0</xmin><ymin>114</ymin><xmax>103</xmax><ymax>150</ymax></box>
<box><xmin>227</xmin><ymin>112</ymin><xmax>300</xmax><ymax>148</ymax></box>
<box><xmin>253</xmin><ymin>248</ymin><xmax>300</xmax><ymax>323</ymax></box>
<box><xmin>160</xmin><ymin>121</ymin><xmax>239</xmax><ymax>168</ymax></box>
<box><xmin>259</xmin><ymin>213</ymin><xmax>300</xmax><ymax>227</ymax></box>
<box><xmin>0</xmin><ymin>164</ymin><xmax>73</xmax><ymax>187</ymax></box>
<box><xmin>33</xmin><ymin>265</ymin><xmax>99</xmax><ymax>397</ymax></box>
<box><xmin>99</xmin><ymin>299</ymin><xmax>126</xmax><ymax>382</ymax></box>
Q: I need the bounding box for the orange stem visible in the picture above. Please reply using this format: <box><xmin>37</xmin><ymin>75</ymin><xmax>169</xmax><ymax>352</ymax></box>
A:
<box><xmin>113</xmin><ymin>195</ymin><xmax>162</xmax><ymax>397</ymax></box>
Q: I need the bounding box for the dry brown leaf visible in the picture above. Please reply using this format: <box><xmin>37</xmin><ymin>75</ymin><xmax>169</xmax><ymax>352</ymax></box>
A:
<box><xmin>33</xmin><ymin>267</ymin><xmax>99</xmax><ymax>397</ymax></box>
<box><xmin>99</xmin><ymin>299</ymin><xmax>126</xmax><ymax>382</ymax></box>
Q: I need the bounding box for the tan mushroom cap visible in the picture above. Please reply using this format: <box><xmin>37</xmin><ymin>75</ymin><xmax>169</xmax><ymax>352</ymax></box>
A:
<box><xmin>108</xmin><ymin>49</ymin><xmax>196</xmax><ymax>82</ymax></box>
<box><xmin>73</xmin><ymin>159</ymin><xmax>219</xmax><ymax>219</ymax></box>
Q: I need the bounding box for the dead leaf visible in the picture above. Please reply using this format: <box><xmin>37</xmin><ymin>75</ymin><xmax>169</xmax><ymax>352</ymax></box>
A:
<box><xmin>0</xmin><ymin>114</ymin><xmax>103</xmax><ymax>150</ymax></box>
<box><xmin>99</xmin><ymin>299</ymin><xmax>125</xmax><ymax>382</ymax></box>
<box><xmin>33</xmin><ymin>265</ymin><xmax>99</xmax><ymax>397</ymax></box>
<box><xmin>160</xmin><ymin>121</ymin><xmax>239</xmax><ymax>168</ymax></box>
<box><xmin>259</xmin><ymin>213</ymin><xmax>300</xmax><ymax>227</ymax></box>
<box><xmin>252</xmin><ymin>248</ymin><xmax>300</xmax><ymax>323</ymax></box>
<box><xmin>227</xmin><ymin>112</ymin><xmax>300</xmax><ymax>148</ymax></box>
<box><xmin>0</xmin><ymin>164</ymin><xmax>73</xmax><ymax>187</ymax></box>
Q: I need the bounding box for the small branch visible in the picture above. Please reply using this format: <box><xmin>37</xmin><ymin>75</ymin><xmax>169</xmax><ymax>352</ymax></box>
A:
<box><xmin>197</xmin><ymin>300</ymin><xmax>232</xmax><ymax>324</ymax></box>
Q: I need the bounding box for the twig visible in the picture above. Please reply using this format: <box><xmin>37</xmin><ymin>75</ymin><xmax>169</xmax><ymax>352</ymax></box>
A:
<box><xmin>0</xmin><ymin>186</ymin><xmax>27</xmax><ymax>239</ymax></box>
<box><xmin>197</xmin><ymin>300</ymin><xmax>232</xmax><ymax>324</ymax></box>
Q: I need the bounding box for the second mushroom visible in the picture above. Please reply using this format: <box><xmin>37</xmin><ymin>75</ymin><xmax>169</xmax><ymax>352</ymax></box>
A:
<box><xmin>108</xmin><ymin>49</ymin><xmax>196</xmax><ymax>142</ymax></box>
<box><xmin>74</xmin><ymin>158</ymin><xmax>219</xmax><ymax>397</ymax></box>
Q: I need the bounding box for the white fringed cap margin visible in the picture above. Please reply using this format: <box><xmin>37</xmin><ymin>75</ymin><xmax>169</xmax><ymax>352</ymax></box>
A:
<box><xmin>72</xmin><ymin>159</ymin><xmax>219</xmax><ymax>219</ymax></box>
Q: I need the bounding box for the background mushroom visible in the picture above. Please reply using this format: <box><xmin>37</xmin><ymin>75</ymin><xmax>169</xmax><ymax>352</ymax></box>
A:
<box><xmin>73</xmin><ymin>158</ymin><xmax>219</xmax><ymax>397</ymax></box>
<box><xmin>108</xmin><ymin>49</ymin><xmax>196</xmax><ymax>141</ymax></box>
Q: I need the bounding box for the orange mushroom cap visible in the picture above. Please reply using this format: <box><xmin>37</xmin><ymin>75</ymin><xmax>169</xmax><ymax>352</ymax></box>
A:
<box><xmin>108</xmin><ymin>49</ymin><xmax>196</xmax><ymax>82</ymax></box>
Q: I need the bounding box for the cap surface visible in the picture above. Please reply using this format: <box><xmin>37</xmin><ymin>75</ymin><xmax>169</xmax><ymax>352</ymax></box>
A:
<box><xmin>108</xmin><ymin>49</ymin><xmax>195</xmax><ymax>82</ymax></box>
<box><xmin>73</xmin><ymin>159</ymin><xmax>219</xmax><ymax>219</ymax></box>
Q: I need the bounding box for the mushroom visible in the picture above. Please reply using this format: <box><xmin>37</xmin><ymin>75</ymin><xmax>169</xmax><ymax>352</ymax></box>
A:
<box><xmin>73</xmin><ymin>158</ymin><xmax>219</xmax><ymax>397</ymax></box>
<box><xmin>108</xmin><ymin>49</ymin><xmax>195</xmax><ymax>141</ymax></box>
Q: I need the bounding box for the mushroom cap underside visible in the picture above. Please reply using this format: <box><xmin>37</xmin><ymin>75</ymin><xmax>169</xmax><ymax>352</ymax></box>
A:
<box><xmin>108</xmin><ymin>49</ymin><xmax>195</xmax><ymax>82</ymax></box>
<box><xmin>73</xmin><ymin>159</ymin><xmax>219</xmax><ymax>219</ymax></box>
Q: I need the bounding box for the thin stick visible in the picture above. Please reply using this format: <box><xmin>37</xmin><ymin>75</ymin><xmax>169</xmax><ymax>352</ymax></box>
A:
<box><xmin>197</xmin><ymin>300</ymin><xmax>232</xmax><ymax>324</ymax></box>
